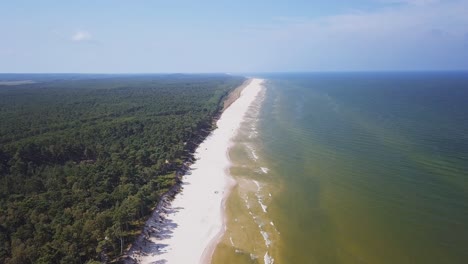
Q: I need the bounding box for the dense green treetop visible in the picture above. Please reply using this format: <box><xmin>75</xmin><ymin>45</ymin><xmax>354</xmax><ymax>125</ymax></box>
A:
<box><xmin>0</xmin><ymin>74</ymin><xmax>245</xmax><ymax>263</ymax></box>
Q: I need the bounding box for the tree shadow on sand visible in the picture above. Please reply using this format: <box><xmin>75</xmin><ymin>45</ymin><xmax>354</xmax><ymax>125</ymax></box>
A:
<box><xmin>124</xmin><ymin>201</ymin><xmax>184</xmax><ymax>263</ymax></box>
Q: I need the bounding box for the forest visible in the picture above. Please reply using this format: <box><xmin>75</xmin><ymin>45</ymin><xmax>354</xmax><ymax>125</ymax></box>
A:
<box><xmin>0</xmin><ymin>74</ymin><xmax>245</xmax><ymax>263</ymax></box>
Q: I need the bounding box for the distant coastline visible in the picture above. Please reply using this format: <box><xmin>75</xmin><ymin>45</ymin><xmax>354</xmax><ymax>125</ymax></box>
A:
<box><xmin>0</xmin><ymin>80</ymin><xmax>35</xmax><ymax>86</ymax></box>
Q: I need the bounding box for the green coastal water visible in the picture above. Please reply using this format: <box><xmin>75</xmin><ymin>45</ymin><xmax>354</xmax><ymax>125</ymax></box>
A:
<box><xmin>212</xmin><ymin>72</ymin><xmax>468</xmax><ymax>264</ymax></box>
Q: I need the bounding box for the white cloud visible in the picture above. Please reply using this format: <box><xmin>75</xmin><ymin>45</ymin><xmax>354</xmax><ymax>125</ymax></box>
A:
<box><xmin>71</xmin><ymin>30</ymin><xmax>92</xmax><ymax>42</ymax></box>
<box><xmin>240</xmin><ymin>0</ymin><xmax>468</xmax><ymax>70</ymax></box>
<box><xmin>379</xmin><ymin>0</ymin><xmax>441</xmax><ymax>5</ymax></box>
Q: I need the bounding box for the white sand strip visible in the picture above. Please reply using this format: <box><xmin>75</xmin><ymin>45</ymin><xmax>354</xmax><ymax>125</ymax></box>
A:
<box><xmin>127</xmin><ymin>78</ymin><xmax>264</xmax><ymax>264</ymax></box>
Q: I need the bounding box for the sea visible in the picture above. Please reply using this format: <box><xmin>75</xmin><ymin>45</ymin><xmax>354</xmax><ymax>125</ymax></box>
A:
<box><xmin>211</xmin><ymin>72</ymin><xmax>468</xmax><ymax>264</ymax></box>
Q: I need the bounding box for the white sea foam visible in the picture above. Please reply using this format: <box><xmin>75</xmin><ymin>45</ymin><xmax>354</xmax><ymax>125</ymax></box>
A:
<box><xmin>257</xmin><ymin>220</ymin><xmax>265</xmax><ymax>228</ymax></box>
<box><xmin>245</xmin><ymin>198</ymin><xmax>251</xmax><ymax>209</ymax></box>
<box><xmin>260</xmin><ymin>167</ymin><xmax>269</xmax><ymax>174</ymax></box>
<box><xmin>253</xmin><ymin>180</ymin><xmax>261</xmax><ymax>191</ymax></box>
<box><xmin>258</xmin><ymin>198</ymin><xmax>268</xmax><ymax>213</ymax></box>
<box><xmin>229</xmin><ymin>236</ymin><xmax>234</xmax><ymax>246</ymax></box>
<box><xmin>252</xmin><ymin>180</ymin><xmax>268</xmax><ymax>213</ymax></box>
<box><xmin>270</xmin><ymin>221</ymin><xmax>280</xmax><ymax>234</ymax></box>
<box><xmin>245</xmin><ymin>143</ymin><xmax>259</xmax><ymax>161</ymax></box>
<box><xmin>248</xmin><ymin>130</ymin><xmax>258</xmax><ymax>139</ymax></box>
<box><xmin>248</xmin><ymin>123</ymin><xmax>259</xmax><ymax>139</ymax></box>
<box><xmin>264</xmin><ymin>252</ymin><xmax>275</xmax><ymax>264</ymax></box>
<box><xmin>260</xmin><ymin>231</ymin><xmax>271</xmax><ymax>247</ymax></box>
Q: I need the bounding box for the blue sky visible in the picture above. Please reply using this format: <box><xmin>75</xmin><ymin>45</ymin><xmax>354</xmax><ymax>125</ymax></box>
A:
<box><xmin>1</xmin><ymin>0</ymin><xmax>468</xmax><ymax>73</ymax></box>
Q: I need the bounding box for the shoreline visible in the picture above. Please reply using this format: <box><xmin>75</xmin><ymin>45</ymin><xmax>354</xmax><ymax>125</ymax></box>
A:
<box><xmin>125</xmin><ymin>78</ymin><xmax>264</xmax><ymax>264</ymax></box>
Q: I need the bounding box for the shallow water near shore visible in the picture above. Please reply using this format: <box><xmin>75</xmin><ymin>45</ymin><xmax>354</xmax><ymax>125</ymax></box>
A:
<box><xmin>212</xmin><ymin>72</ymin><xmax>468</xmax><ymax>264</ymax></box>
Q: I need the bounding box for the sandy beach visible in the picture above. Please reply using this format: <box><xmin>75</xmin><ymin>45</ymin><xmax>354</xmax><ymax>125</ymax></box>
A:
<box><xmin>127</xmin><ymin>78</ymin><xmax>264</xmax><ymax>264</ymax></box>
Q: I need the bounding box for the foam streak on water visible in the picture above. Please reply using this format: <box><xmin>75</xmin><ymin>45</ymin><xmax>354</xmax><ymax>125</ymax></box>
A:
<box><xmin>245</xmin><ymin>143</ymin><xmax>259</xmax><ymax>161</ymax></box>
<box><xmin>264</xmin><ymin>252</ymin><xmax>274</xmax><ymax>264</ymax></box>
<box><xmin>260</xmin><ymin>167</ymin><xmax>269</xmax><ymax>174</ymax></box>
<box><xmin>212</xmin><ymin>83</ymin><xmax>280</xmax><ymax>264</ymax></box>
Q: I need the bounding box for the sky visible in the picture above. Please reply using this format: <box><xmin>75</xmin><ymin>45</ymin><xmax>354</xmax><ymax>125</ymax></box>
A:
<box><xmin>1</xmin><ymin>0</ymin><xmax>468</xmax><ymax>73</ymax></box>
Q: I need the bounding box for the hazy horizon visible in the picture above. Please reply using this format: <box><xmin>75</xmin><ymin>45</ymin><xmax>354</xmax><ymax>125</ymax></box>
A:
<box><xmin>1</xmin><ymin>70</ymin><xmax>468</xmax><ymax>75</ymax></box>
<box><xmin>1</xmin><ymin>0</ymin><xmax>468</xmax><ymax>73</ymax></box>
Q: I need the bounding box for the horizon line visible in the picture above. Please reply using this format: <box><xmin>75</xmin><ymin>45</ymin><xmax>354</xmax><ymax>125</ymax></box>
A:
<box><xmin>1</xmin><ymin>70</ymin><xmax>468</xmax><ymax>75</ymax></box>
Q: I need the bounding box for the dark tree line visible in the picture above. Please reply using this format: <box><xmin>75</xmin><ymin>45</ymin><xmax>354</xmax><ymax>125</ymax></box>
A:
<box><xmin>0</xmin><ymin>74</ymin><xmax>245</xmax><ymax>263</ymax></box>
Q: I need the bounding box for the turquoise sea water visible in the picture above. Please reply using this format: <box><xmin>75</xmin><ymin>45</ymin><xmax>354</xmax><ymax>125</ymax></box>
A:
<box><xmin>213</xmin><ymin>72</ymin><xmax>468</xmax><ymax>264</ymax></box>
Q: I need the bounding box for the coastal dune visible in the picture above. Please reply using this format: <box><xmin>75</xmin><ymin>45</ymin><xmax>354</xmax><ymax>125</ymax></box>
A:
<box><xmin>128</xmin><ymin>78</ymin><xmax>264</xmax><ymax>264</ymax></box>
